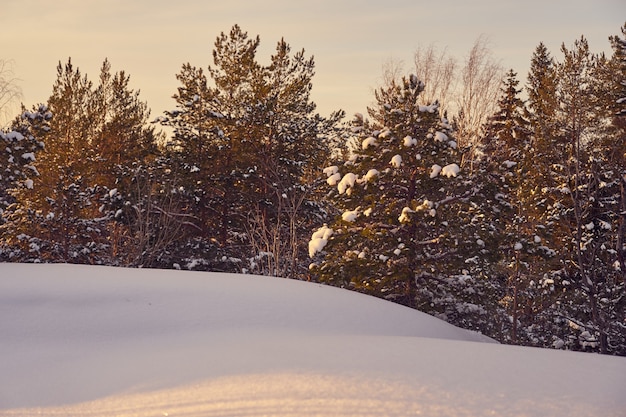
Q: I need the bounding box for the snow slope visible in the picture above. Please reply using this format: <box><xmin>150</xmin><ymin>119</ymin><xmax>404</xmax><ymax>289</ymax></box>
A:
<box><xmin>1</xmin><ymin>263</ymin><xmax>624</xmax><ymax>416</ymax></box>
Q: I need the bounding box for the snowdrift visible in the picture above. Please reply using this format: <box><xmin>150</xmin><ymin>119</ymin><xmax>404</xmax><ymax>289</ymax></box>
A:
<box><xmin>0</xmin><ymin>263</ymin><xmax>624</xmax><ymax>416</ymax></box>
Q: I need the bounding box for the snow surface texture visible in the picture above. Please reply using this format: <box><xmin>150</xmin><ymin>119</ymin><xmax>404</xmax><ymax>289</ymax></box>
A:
<box><xmin>1</xmin><ymin>264</ymin><xmax>625</xmax><ymax>417</ymax></box>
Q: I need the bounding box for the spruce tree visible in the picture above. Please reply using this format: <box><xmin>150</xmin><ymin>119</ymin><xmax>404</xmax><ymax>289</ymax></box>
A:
<box><xmin>311</xmin><ymin>74</ymin><xmax>495</xmax><ymax>333</ymax></box>
<box><xmin>0</xmin><ymin>105</ymin><xmax>50</xmax><ymax>260</ymax></box>
<box><xmin>478</xmin><ymin>69</ymin><xmax>564</xmax><ymax>346</ymax></box>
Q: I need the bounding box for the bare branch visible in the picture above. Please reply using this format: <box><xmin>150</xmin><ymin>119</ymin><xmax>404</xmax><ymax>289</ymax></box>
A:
<box><xmin>455</xmin><ymin>36</ymin><xmax>504</xmax><ymax>150</ymax></box>
<box><xmin>0</xmin><ymin>59</ymin><xmax>23</xmax><ymax>127</ymax></box>
<box><xmin>413</xmin><ymin>44</ymin><xmax>458</xmax><ymax>114</ymax></box>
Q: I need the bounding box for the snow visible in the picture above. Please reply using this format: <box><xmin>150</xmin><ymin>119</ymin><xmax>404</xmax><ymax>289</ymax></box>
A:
<box><xmin>4</xmin><ymin>131</ymin><xmax>24</xmax><ymax>141</ymax></box>
<box><xmin>403</xmin><ymin>135</ymin><xmax>416</xmax><ymax>147</ymax></box>
<box><xmin>440</xmin><ymin>163</ymin><xmax>460</xmax><ymax>178</ymax></box>
<box><xmin>379</xmin><ymin>129</ymin><xmax>392</xmax><ymax>139</ymax></box>
<box><xmin>599</xmin><ymin>220</ymin><xmax>612</xmax><ymax>231</ymax></box>
<box><xmin>430</xmin><ymin>164</ymin><xmax>442</xmax><ymax>178</ymax></box>
<box><xmin>363</xmin><ymin>168</ymin><xmax>379</xmax><ymax>182</ymax></box>
<box><xmin>390</xmin><ymin>154</ymin><xmax>402</xmax><ymax>168</ymax></box>
<box><xmin>23</xmin><ymin>179</ymin><xmax>33</xmax><ymax>189</ymax></box>
<box><xmin>341</xmin><ymin>208</ymin><xmax>360</xmax><ymax>222</ymax></box>
<box><xmin>326</xmin><ymin>172</ymin><xmax>341</xmax><ymax>186</ymax></box>
<box><xmin>361</xmin><ymin>136</ymin><xmax>377</xmax><ymax>149</ymax></box>
<box><xmin>398</xmin><ymin>206</ymin><xmax>414</xmax><ymax>223</ymax></box>
<box><xmin>308</xmin><ymin>225</ymin><xmax>333</xmax><ymax>257</ymax></box>
<box><xmin>20</xmin><ymin>152</ymin><xmax>35</xmax><ymax>161</ymax></box>
<box><xmin>323</xmin><ymin>165</ymin><xmax>338</xmax><ymax>177</ymax></box>
<box><xmin>434</xmin><ymin>131</ymin><xmax>448</xmax><ymax>142</ymax></box>
<box><xmin>1</xmin><ymin>263</ymin><xmax>625</xmax><ymax>417</ymax></box>
<box><xmin>337</xmin><ymin>172</ymin><xmax>357</xmax><ymax>194</ymax></box>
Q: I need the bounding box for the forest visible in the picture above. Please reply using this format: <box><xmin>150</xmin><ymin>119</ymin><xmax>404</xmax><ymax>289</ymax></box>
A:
<box><xmin>1</xmin><ymin>23</ymin><xmax>625</xmax><ymax>355</ymax></box>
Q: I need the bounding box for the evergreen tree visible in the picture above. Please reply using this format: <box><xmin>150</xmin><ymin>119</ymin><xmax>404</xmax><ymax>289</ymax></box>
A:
<box><xmin>515</xmin><ymin>33</ymin><xmax>626</xmax><ymax>354</ymax></box>
<box><xmin>478</xmin><ymin>70</ymin><xmax>564</xmax><ymax>346</ymax></box>
<box><xmin>3</xmin><ymin>59</ymin><xmax>160</xmax><ymax>264</ymax></box>
<box><xmin>605</xmin><ymin>23</ymin><xmax>626</xmax><ymax>283</ymax></box>
<box><xmin>0</xmin><ymin>105</ymin><xmax>50</xmax><ymax>260</ymax></box>
<box><xmin>162</xmin><ymin>25</ymin><xmax>342</xmax><ymax>277</ymax></box>
<box><xmin>524</xmin><ymin>43</ymin><xmax>563</xmax><ymax>231</ymax></box>
<box><xmin>518</xmin><ymin>43</ymin><xmax>580</xmax><ymax>349</ymax></box>
<box><xmin>550</xmin><ymin>37</ymin><xmax>607</xmax><ymax>352</ymax></box>
<box><xmin>12</xmin><ymin>59</ymin><xmax>101</xmax><ymax>261</ymax></box>
<box><xmin>91</xmin><ymin>59</ymin><xmax>160</xmax><ymax>184</ymax></box>
<box><xmin>519</xmin><ymin>34</ymin><xmax>625</xmax><ymax>354</ymax></box>
<box><xmin>565</xmin><ymin>27</ymin><xmax>626</xmax><ymax>354</ymax></box>
<box><xmin>0</xmin><ymin>105</ymin><xmax>49</xmax><ymax>215</ymax></box>
<box><xmin>311</xmin><ymin>74</ymin><xmax>496</xmax><ymax>333</ymax></box>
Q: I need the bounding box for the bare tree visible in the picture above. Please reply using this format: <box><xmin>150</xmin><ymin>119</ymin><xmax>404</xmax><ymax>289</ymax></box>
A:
<box><xmin>244</xmin><ymin>162</ymin><xmax>312</xmax><ymax>279</ymax></box>
<box><xmin>373</xmin><ymin>37</ymin><xmax>504</xmax><ymax>176</ymax></box>
<box><xmin>377</xmin><ymin>37</ymin><xmax>502</xmax><ymax>156</ymax></box>
<box><xmin>413</xmin><ymin>44</ymin><xmax>458</xmax><ymax>115</ymax></box>
<box><xmin>455</xmin><ymin>36</ymin><xmax>504</xmax><ymax>153</ymax></box>
<box><xmin>379</xmin><ymin>47</ymin><xmax>457</xmax><ymax>117</ymax></box>
<box><xmin>380</xmin><ymin>58</ymin><xmax>405</xmax><ymax>88</ymax></box>
<box><xmin>0</xmin><ymin>59</ymin><xmax>22</xmax><ymax>127</ymax></box>
<box><xmin>113</xmin><ymin>167</ymin><xmax>200</xmax><ymax>268</ymax></box>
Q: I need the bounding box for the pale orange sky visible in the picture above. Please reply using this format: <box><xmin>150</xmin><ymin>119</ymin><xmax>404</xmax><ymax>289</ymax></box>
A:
<box><xmin>1</xmin><ymin>0</ymin><xmax>624</xmax><ymax>126</ymax></box>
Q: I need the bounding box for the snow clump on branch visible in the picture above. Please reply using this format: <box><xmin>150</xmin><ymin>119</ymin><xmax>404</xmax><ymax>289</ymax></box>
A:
<box><xmin>308</xmin><ymin>225</ymin><xmax>334</xmax><ymax>258</ymax></box>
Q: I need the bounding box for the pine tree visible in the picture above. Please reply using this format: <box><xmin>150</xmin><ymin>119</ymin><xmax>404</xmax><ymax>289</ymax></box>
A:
<box><xmin>515</xmin><ymin>34</ymin><xmax>626</xmax><ymax>354</ymax></box>
<box><xmin>311</xmin><ymin>74</ymin><xmax>495</xmax><ymax>333</ymax></box>
<box><xmin>550</xmin><ymin>37</ymin><xmax>605</xmax><ymax>352</ymax></box>
<box><xmin>161</xmin><ymin>25</ymin><xmax>342</xmax><ymax>276</ymax></box>
<box><xmin>0</xmin><ymin>104</ymin><xmax>50</xmax><ymax>260</ymax></box>
<box><xmin>3</xmin><ymin>59</ymin><xmax>160</xmax><ymax>264</ymax></box>
<box><xmin>606</xmin><ymin>23</ymin><xmax>626</xmax><ymax>283</ymax></box>
<box><xmin>88</xmin><ymin>60</ymin><xmax>171</xmax><ymax>267</ymax></box>
<box><xmin>0</xmin><ymin>105</ymin><xmax>49</xmax><ymax>214</ymax></box>
<box><xmin>12</xmin><ymin>59</ymin><xmax>100</xmax><ymax>261</ymax></box>
<box><xmin>525</xmin><ymin>34</ymin><xmax>626</xmax><ymax>354</ymax></box>
<box><xmin>91</xmin><ymin>59</ymin><xmax>160</xmax><ymax>184</ymax></box>
<box><xmin>565</xmin><ymin>26</ymin><xmax>626</xmax><ymax>354</ymax></box>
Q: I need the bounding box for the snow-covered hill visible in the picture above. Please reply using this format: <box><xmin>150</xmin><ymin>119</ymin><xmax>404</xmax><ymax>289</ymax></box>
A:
<box><xmin>1</xmin><ymin>263</ymin><xmax>624</xmax><ymax>416</ymax></box>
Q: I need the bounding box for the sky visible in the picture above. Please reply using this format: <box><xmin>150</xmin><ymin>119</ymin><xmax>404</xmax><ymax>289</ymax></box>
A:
<box><xmin>1</xmin><ymin>0</ymin><xmax>624</xmax><ymax>125</ymax></box>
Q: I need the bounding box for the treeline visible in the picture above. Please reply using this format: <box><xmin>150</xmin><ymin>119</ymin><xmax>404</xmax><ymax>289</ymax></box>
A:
<box><xmin>1</xmin><ymin>24</ymin><xmax>624</xmax><ymax>355</ymax></box>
